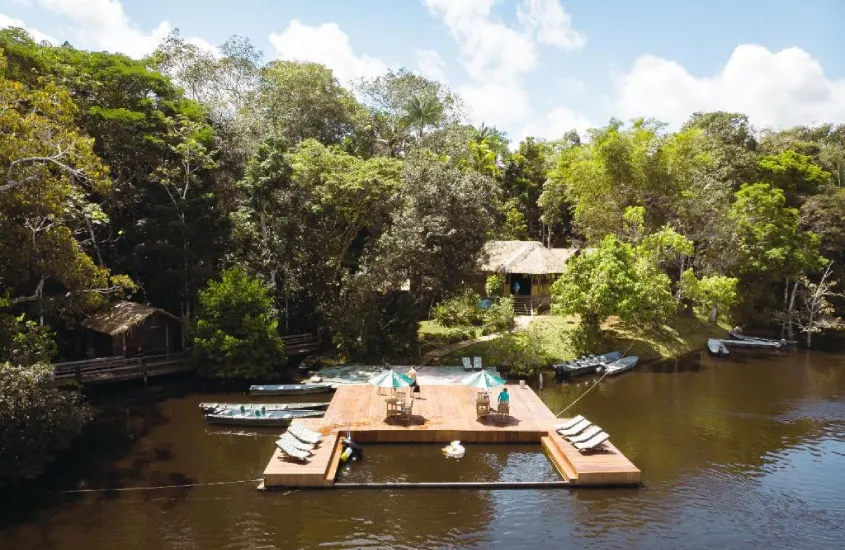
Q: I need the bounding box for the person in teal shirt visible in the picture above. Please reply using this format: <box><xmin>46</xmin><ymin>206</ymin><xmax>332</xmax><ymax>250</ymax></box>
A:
<box><xmin>498</xmin><ymin>387</ymin><xmax>510</xmax><ymax>404</ymax></box>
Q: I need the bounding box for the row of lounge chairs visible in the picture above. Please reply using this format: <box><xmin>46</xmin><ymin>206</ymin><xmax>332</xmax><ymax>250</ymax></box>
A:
<box><xmin>275</xmin><ymin>423</ymin><xmax>323</xmax><ymax>462</ymax></box>
<box><xmin>462</xmin><ymin>356</ymin><xmax>483</xmax><ymax>370</ymax></box>
<box><xmin>554</xmin><ymin>415</ymin><xmax>611</xmax><ymax>454</ymax></box>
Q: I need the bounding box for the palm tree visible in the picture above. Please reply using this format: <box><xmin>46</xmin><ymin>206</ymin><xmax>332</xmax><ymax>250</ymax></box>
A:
<box><xmin>401</xmin><ymin>93</ymin><xmax>443</xmax><ymax>138</ymax></box>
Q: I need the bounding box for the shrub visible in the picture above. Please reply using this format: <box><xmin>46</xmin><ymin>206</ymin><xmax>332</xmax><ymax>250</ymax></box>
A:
<box><xmin>431</xmin><ymin>289</ymin><xmax>484</xmax><ymax>327</ymax></box>
<box><xmin>193</xmin><ymin>267</ymin><xmax>286</xmax><ymax>379</ymax></box>
<box><xmin>484</xmin><ymin>296</ymin><xmax>515</xmax><ymax>332</ymax></box>
<box><xmin>485</xmin><ymin>273</ymin><xmax>506</xmax><ymax>297</ymax></box>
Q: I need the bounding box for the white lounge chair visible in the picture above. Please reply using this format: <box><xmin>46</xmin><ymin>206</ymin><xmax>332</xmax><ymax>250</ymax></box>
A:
<box><xmin>277</xmin><ymin>433</ymin><xmax>315</xmax><ymax>454</ymax></box>
<box><xmin>575</xmin><ymin>432</ymin><xmax>610</xmax><ymax>454</ymax></box>
<box><xmin>462</xmin><ymin>357</ymin><xmax>473</xmax><ymax>370</ymax></box>
<box><xmin>288</xmin><ymin>423</ymin><xmax>322</xmax><ymax>445</ymax></box>
<box><xmin>567</xmin><ymin>425</ymin><xmax>602</xmax><ymax>444</ymax></box>
<box><xmin>554</xmin><ymin>415</ymin><xmax>585</xmax><ymax>432</ymax></box>
<box><xmin>473</xmin><ymin>356</ymin><xmax>483</xmax><ymax>370</ymax></box>
<box><xmin>275</xmin><ymin>439</ymin><xmax>310</xmax><ymax>461</ymax></box>
<box><xmin>558</xmin><ymin>418</ymin><xmax>591</xmax><ymax>438</ymax></box>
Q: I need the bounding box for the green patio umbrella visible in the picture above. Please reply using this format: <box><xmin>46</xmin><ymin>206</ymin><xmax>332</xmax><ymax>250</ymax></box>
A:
<box><xmin>370</xmin><ymin>369</ymin><xmax>414</xmax><ymax>389</ymax></box>
<box><xmin>460</xmin><ymin>370</ymin><xmax>506</xmax><ymax>390</ymax></box>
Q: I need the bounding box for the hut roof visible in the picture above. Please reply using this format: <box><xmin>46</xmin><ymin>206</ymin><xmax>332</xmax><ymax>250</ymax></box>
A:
<box><xmin>82</xmin><ymin>301</ymin><xmax>178</xmax><ymax>336</ymax></box>
<box><xmin>480</xmin><ymin>240</ymin><xmax>577</xmax><ymax>275</ymax></box>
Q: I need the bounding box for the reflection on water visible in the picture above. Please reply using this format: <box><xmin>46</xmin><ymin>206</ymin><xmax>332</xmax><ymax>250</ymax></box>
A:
<box><xmin>1</xmin><ymin>350</ymin><xmax>845</xmax><ymax>549</ymax></box>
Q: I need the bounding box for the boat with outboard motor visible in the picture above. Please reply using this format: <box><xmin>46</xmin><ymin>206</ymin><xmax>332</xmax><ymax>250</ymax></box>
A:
<box><xmin>553</xmin><ymin>351</ymin><xmax>622</xmax><ymax>378</ymax></box>
<box><xmin>707</xmin><ymin>338</ymin><xmax>730</xmax><ymax>356</ymax></box>
<box><xmin>729</xmin><ymin>331</ymin><xmax>797</xmax><ymax>347</ymax></box>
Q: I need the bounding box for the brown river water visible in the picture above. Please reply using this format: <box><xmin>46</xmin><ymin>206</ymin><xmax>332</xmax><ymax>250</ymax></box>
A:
<box><xmin>1</xmin><ymin>348</ymin><xmax>844</xmax><ymax>549</ymax></box>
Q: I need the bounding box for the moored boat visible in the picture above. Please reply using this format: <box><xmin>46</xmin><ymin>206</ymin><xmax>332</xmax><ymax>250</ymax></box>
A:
<box><xmin>707</xmin><ymin>338</ymin><xmax>730</xmax><ymax>356</ymax></box>
<box><xmin>719</xmin><ymin>338</ymin><xmax>783</xmax><ymax>350</ymax></box>
<box><xmin>204</xmin><ymin>408</ymin><xmax>324</xmax><ymax>427</ymax></box>
<box><xmin>601</xmin><ymin>356</ymin><xmax>639</xmax><ymax>376</ymax></box>
<box><xmin>553</xmin><ymin>351</ymin><xmax>622</xmax><ymax>378</ymax></box>
<box><xmin>199</xmin><ymin>402</ymin><xmax>329</xmax><ymax>414</ymax></box>
<box><xmin>249</xmin><ymin>383</ymin><xmax>334</xmax><ymax>396</ymax></box>
<box><xmin>729</xmin><ymin>331</ymin><xmax>797</xmax><ymax>347</ymax></box>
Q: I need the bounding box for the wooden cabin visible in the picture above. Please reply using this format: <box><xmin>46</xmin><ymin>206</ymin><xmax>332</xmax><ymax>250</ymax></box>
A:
<box><xmin>479</xmin><ymin>240</ymin><xmax>577</xmax><ymax>315</ymax></box>
<box><xmin>81</xmin><ymin>301</ymin><xmax>182</xmax><ymax>358</ymax></box>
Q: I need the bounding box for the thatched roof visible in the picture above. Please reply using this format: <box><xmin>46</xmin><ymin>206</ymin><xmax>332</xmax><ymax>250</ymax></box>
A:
<box><xmin>480</xmin><ymin>240</ymin><xmax>577</xmax><ymax>275</ymax></box>
<box><xmin>82</xmin><ymin>301</ymin><xmax>178</xmax><ymax>336</ymax></box>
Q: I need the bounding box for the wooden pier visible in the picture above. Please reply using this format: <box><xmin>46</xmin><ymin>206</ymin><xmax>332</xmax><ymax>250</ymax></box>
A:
<box><xmin>262</xmin><ymin>384</ymin><xmax>641</xmax><ymax>489</ymax></box>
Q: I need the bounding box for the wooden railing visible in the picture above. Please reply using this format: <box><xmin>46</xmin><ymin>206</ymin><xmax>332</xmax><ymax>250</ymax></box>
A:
<box><xmin>281</xmin><ymin>333</ymin><xmax>321</xmax><ymax>356</ymax></box>
<box><xmin>53</xmin><ymin>352</ymin><xmax>193</xmax><ymax>385</ymax></box>
<box><xmin>52</xmin><ymin>333</ymin><xmax>320</xmax><ymax>385</ymax></box>
<box><xmin>512</xmin><ymin>296</ymin><xmax>552</xmax><ymax>316</ymax></box>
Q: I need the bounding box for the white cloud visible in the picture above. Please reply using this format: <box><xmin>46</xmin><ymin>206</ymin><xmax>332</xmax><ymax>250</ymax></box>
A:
<box><xmin>424</xmin><ymin>0</ymin><xmax>592</xmax><ymax>144</ymax></box>
<box><xmin>460</xmin><ymin>82</ymin><xmax>533</xmax><ymax>127</ymax></box>
<box><xmin>34</xmin><ymin>0</ymin><xmax>172</xmax><ymax>58</ymax></box>
<box><xmin>517</xmin><ymin>0</ymin><xmax>586</xmax><ymax>49</ymax></box>
<box><xmin>269</xmin><ymin>20</ymin><xmax>388</xmax><ymax>84</ymax></box>
<box><xmin>0</xmin><ymin>13</ymin><xmax>56</xmax><ymax>43</ymax></box>
<box><xmin>520</xmin><ymin>105</ymin><xmax>593</xmax><ymax>142</ymax></box>
<box><xmin>614</xmin><ymin>44</ymin><xmax>845</xmax><ymax>129</ymax></box>
<box><xmin>423</xmin><ymin>0</ymin><xmax>537</xmax><ymax>82</ymax></box>
<box><xmin>416</xmin><ymin>49</ymin><xmax>447</xmax><ymax>84</ymax></box>
<box><xmin>559</xmin><ymin>76</ymin><xmax>585</xmax><ymax>94</ymax></box>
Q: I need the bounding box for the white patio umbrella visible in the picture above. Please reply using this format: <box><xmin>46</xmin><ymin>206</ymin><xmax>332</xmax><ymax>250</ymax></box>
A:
<box><xmin>370</xmin><ymin>369</ymin><xmax>413</xmax><ymax>395</ymax></box>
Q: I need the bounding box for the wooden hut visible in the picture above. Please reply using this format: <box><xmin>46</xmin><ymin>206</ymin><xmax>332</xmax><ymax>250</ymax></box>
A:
<box><xmin>479</xmin><ymin>240</ymin><xmax>578</xmax><ymax>315</ymax></box>
<box><xmin>81</xmin><ymin>301</ymin><xmax>181</xmax><ymax>358</ymax></box>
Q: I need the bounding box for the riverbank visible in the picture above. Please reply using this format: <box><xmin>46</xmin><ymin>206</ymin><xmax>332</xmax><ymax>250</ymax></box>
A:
<box><xmin>431</xmin><ymin>313</ymin><xmax>730</xmax><ymax>367</ymax></box>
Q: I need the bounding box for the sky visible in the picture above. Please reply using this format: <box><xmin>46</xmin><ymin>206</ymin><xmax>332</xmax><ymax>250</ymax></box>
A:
<box><xmin>1</xmin><ymin>0</ymin><xmax>844</xmax><ymax>143</ymax></box>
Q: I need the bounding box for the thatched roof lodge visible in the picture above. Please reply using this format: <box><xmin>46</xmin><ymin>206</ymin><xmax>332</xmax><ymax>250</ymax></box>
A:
<box><xmin>478</xmin><ymin>241</ymin><xmax>579</xmax><ymax>314</ymax></box>
<box><xmin>480</xmin><ymin>240</ymin><xmax>577</xmax><ymax>275</ymax></box>
<box><xmin>82</xmin><ymin>301</ymin><xmax>181</xmax><ymax>357</ymax></box>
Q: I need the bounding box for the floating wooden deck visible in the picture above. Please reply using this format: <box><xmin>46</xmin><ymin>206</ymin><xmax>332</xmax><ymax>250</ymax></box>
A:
<box><xmin>262</xmin><ymin>384</ymin><xmax>640</xmax><ymax>488</ymax></box>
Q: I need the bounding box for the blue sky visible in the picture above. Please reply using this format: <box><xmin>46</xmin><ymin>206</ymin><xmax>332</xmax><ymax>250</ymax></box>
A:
<box><xmin>1</xmin><ymin>0</ymin><xmax>844</xmax><ymax>142</ymax></box>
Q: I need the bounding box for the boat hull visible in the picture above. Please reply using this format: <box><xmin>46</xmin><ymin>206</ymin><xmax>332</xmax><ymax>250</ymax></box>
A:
<box><xmin>249</xmin><ymin>384</ymin><xmax>334</xmax><ymax>396</ymax></box>
<box><xmin>553</xmin><ymin>351</ymin><xmax>621</xmax><ymax>378</ymax></box>
<box><xmin>199</xmin><ymin>402</ymin><xmax>329</xmax><ymax>414</ymax></box>
<box><xmin>707</xmin><ymin>339</ymin><xmax>729</xmax><ymax>356</ymax></box>
<box><xmin>602</xmin><ymin>356</ymin><xmax>639</xmax><ymax>376</ymax></box>
<box><xmin>205</xmin><ymin>409</ymin><xmax>324</xmax><ymax>427</ymax></box>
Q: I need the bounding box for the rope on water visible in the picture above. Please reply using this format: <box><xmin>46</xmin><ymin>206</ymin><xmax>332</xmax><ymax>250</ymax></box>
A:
<box><xmin>553</xmin><ymin>343</ymin><xmax>635</xmax><ymax>418</ymax></box>
<box><xmin>61</xmin><ymin>478</ymin><xmax>262</xmax><ymax>494</ymax></box>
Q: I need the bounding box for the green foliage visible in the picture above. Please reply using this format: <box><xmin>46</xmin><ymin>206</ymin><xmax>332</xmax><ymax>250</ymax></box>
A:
<box><xmin>759</xmin><ymin>149</ymin><xmax>831</xmax><ymax>202</ymax></box>
<box><xmin>432</xmin><ymin>289</ymin><xmax>485</xmax><ymax>327</ymax></box>
<box><xmin>484</xmin><ymin>296</ymin><xmax>515</xmax><ymax>332</ymax></box>
<box><xmin>729</xmin><ymin>183</ymin><xmax>823</xmax><ymax>276</ymax></box>
<box><xmin>485</xmin><ymin>273</ymin><xmax>506</xmax><ymax>297</ymax></box>
<box><xmin>551</xmin><ymin>235</ymin><xmax>675</xmax><ymax>327</ymax></box>
<box><xmin>0</xmin><ymin>315</ymin><xmax>90</xmax><ymax>489</ymax></box>
<box><xmin>681</xmin><ymin>269</ymin><xmax>739</xmax><ymax>322</ymax></box>
<box><xmin>489</xmin><ymin>327</ymin><xmax>549</xmax><ymax>375</ymax></box>
<box><xmin>193</xmin><ymin>267</ymin><xmax>285</xmax><ymax>379</ymax></box>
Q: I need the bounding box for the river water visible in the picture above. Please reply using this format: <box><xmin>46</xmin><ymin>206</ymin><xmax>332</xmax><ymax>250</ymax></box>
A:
<box><xmin>1</xmin><ymin>349</ymin><xmax>844</xmax><ymax>549</ymax></box>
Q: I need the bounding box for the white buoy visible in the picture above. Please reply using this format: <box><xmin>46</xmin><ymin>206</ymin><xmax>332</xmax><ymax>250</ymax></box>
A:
<box><xmin>442</xmin><ymin>440</ymin><xmax>466</xmax><ymax>458</ymax></box>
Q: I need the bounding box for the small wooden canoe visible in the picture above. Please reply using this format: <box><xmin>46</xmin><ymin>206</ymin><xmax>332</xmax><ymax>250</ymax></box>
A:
<box><xmin>249</xmin><ymin>383</ymin><xmax>335</xmax><ymax>396</ymax></box>
<box><xmin>199</xmin><ymin>402</ymin><xmax>329</xmax><ymax>414</ymax></box>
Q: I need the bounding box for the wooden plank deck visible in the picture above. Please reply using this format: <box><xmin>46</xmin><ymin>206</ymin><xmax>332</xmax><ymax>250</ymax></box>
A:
<box><xmin>262</xmin><ymin>384</ymin><xmax>640</xmax><ymax>488</ymax></box>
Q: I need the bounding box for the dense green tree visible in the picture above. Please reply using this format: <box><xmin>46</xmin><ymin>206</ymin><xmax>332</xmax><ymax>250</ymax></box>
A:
<box><xmin>551</xmin><ymin>235</ymin><xmax>675</xmax><ymax>328</ymax></box>
<box><xmin>258</xmin><ymin>61</ymin><xmax>365</xmax><ymax>146</ymax></box>
<box><xmin>0</xmin><ymin>315</ymin><xmax>91</xmax><ymax>488</ymax></box>
<box><xmin>193</xmin><ymin>267</ymin><xmax>285</xmax><ymax>379</ymax></box>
